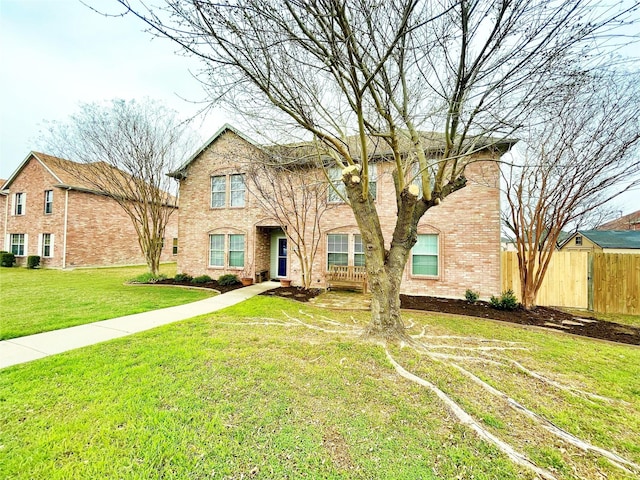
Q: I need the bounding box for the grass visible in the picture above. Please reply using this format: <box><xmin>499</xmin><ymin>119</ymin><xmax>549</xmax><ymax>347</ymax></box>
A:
<box><xmin>1</xmin><ymin>295</ymin><xmax>638</xmax><ymax>479</ymax></box>
<box><xmin>0</xmin><ymin>264</ymin><xmax>214</xmax><ymax>340</ymax></box>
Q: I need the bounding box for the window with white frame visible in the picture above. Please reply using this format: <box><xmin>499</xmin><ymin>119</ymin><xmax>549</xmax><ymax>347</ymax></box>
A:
<box><xmin>354</xmin><ymin>234</ymin><xmax>365</xmax><ymax>266</ymax></box>
<box><xmin>328</xmin><ymin>167</ymin><xmax>346</xmax><ymax>203</ymax></box>
<box><xmin>209</xmin><ymin>233</ymin><xmax>245</xmax><ymax>268</ymax></box>
<box><xmin>367</xmin><ymin>164</ymin><xmax>377</xmax><ymax>200</ymax></box>
<box><xmin>411</xmin><ymin>234</ymin><xmax>439</xmax><ymax>276</ymax></box>
<box><xmin>228</xmin><ymin>234</ymin><xmax>245</xmax><ymax>267</ymax></box>
<box><xmin>211</xmin><ymin>174</ymin><xmax>246</xmax><ymax>208</ymax></box>
<box><xmin>14</xmin><ymin>193</ymin><xmax>25</xmax><ymax>215</ymax></box>
<box><xmin>209</xmin><ymin>234</ymin><xmax>225</xmax><ymax>266</ymax></box>
<box><xmin>41</xmin><ymin>233</ymin><xmax>53</xmax><ymax>257</ymax></box>
<box><xmin>44</xmin><ymin>190</ymin><xmax>53</xmax><ymax>214</ymax></box>
<box><xmin>229</xmin><ymin>174</ymin><xmax>246</xmax><ymax>207</ymax></box>
<box><xmin>211</xmin><ymin>176</ymin><xmax>226</xmax><ymax>208</ymax></box>
<box><xmin>10</xmin><ymin>234</ymin><xmax>25</xmax><ymax>256</ymax></box>
<box><xmin>411</xmin><ymin>161</ymin><xmax>436</xmax><ymax>197</ymax></box>
<box><xmin>327</xmin><ymin>233</ymin><xmax>349</xmax><ymax>267</ymax></box>
<box><xmin>328</xmin><ymin>165</ymin><xmax>376</xmax><ymax>202</ymax></box>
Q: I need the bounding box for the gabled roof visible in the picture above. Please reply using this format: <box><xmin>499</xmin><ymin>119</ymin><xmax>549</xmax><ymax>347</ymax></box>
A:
<box><xmin>563</xmin><ymin>230</ymin><xmax>640</xmax><ymax>249</ymax></box>
<box><xmin>2</xmin><ymin>152</ymin><xmax>178</xmax><ymax>206</ymax></box>
<box><xmin>597</xmin><ymin>210</ymin><xmax>640</xmax><ymax>231</ymax></box>
<box><xmin>169</xmin><ymin>123</ymin><xmax>518</xmax><ymax>178</ymax></box>
<box><xmin>169</xmin><ymin>123</ymin><xmax>260</xmax><ymax>179</ymax></box>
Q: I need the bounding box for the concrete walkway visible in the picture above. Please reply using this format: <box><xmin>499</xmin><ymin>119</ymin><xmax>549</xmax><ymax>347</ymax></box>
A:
<box><xmin>0</xmin><ymin>281</ymin><xmax>280</xmax><ymax>369</ymax></box>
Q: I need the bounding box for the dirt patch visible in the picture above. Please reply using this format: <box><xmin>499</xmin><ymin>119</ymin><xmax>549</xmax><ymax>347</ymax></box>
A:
<box><xmin>260</xmin><ymin>286</ymin><xmax>323</xmax><ymax>302</ymax></box>
<box><xmin>400</xmin><ymin>294</ymin><xmax>640</xmax><ymax>346</ymax></box>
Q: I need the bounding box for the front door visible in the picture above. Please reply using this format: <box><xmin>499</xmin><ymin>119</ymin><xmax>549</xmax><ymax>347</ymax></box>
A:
<box><xmin>277</xmin><ymin>238</ymin><xmax>288</xmax><ymax>277</ymax></box>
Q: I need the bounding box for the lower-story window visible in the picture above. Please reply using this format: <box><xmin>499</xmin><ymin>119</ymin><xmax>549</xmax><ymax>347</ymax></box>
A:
<box><xmin>10</xmin><ymin>234</ymin><xmax>25</xmax><ymax>256</ymax></box>
<box><xmin>41</xmin><ymin>233</ymin><xmax>53</xmax><ymax>257</ymax></box>
<box><xmin>411</xmin><ymin>234</ymin><xmax>439</xmax><ymax>276</ymax></box>
<box><xmin>209</xmin><ymin>233</ymin><xmax>245</xmax><ymax>268</ymax></box>
<box><xmin>327</xmin><ymin>233</ymin><xmax>349</xmax><ymax>267</ymax></box>
<box><xmin>327</xmin><ymin>233</ymin><xmax>365</xmax><ymax>268</ymax></box>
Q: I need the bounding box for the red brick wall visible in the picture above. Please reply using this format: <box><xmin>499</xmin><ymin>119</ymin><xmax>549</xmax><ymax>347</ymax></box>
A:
<box><xmin>177</xmin><ymin>131</ymin><xmax>502</xmax><ymax>297</ymax></box>
<box><xmin>2</xmin><ymin>155</ymin><xmax>178</xmax><ymax>268</ymax></box>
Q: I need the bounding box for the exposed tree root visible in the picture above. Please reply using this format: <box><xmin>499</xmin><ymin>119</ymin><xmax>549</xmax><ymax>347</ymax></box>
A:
<box><xmin>225</xmin><ymin>310</ymin><xmax>638</xmax><ymax>477</ymax></box>
<box><xmin>446</xmin><ymin>361</ymin><xmax>640</xmax><ymax>474</ymax></box>
<box><xmin>384</xmin><ymin>347</ymin><xmax>558</xmax><ymax>480</ymax></box>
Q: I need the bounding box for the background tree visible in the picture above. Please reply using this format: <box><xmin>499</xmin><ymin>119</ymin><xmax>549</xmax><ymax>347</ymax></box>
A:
<box><xmin>246</xmin><ymin>149</ymin><xmax>334</xmax><ymax>289</ymax></box>
<box><xmin>118</xmin><ymin>0</ymin><xmax>639</xmax><ymax>339</ymax></box>
<box><xmin>502</xmin><ymin>69</ymin><xmax>640</xmax><ymax>310</ymax></box>
<box><xmin>42</xmin><ymin>98</ymin><xmax>195</xmax><ymax>276</ymax></box>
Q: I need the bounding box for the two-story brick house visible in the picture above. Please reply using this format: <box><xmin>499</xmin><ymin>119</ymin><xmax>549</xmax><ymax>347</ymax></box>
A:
<box><xmin>171</xmin><ymin>124</ymin><xmax>514</xmax><ymax>298</ymax></box>
<box><xmin>1</xmin><ymin>152</ymin><xmax>178</xmax><ymax>268</ymax></box>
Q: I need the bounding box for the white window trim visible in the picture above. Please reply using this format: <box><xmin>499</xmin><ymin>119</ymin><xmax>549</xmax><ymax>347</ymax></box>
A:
<box><xmin>13</xmin><ymin>192</ymin><xmax>26</xmax><ymax>216</ymax></box>
<box><xmin>38</xmin><ymin>233</ymin><xmax>55</xmax><ymax>258</ymax></box>
<box><xmin>410</xmin><ymin>233</ymin><xmax>440</xmax><ymax>278</ymax></box>
<box><xmin>10</xmin><ymin>233</ymin><xmax>27</xmax><ymax>257</ymax></box>
<box><xmin>327</xmin><ymin>233</ymin><xmax>366</xmax><ymax>269</ymax></box>
<box><xmin>208</xmin><ymin>233</ymin><xmax>246</xmax><ymax>269</ymax></box>
<box><xmin>44</xmin><ymin>190</ymin><xmax>53</xmax><ymax>214</ymax></box>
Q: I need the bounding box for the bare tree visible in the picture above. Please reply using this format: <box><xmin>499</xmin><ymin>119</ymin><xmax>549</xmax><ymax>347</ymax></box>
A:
<box><xmin>117</xmin><ymin>0</ymin><xmax>639</xmax><ymax>338</ymax></box>
<box><xmin>41</xmin><ymin>98</ymin><xmax>195</xmax><ymax>275</ymax></box>
<box><xmin>502</xmin><ymin>69</ymin><xmax>640</xmax><ymax>309</ymax></box>
<box><xmin>246</xmin><ymin>149</ymin><xmax>334</xmax><ymax>289</ymax></box>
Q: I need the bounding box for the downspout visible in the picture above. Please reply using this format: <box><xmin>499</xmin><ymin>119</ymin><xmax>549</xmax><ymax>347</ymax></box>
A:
<box><xmin>62</xmin><ymin>188</ymin><xmax>69</xmax><ymax>269</ymax></box>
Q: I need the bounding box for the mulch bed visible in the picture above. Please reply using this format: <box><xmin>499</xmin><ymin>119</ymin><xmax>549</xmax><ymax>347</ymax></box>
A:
<box><xmin>153</xmin><ymin>278</ymin><xmax>246</xmax><ymax>294</ymax></box>
<box><xmin>150</xmin><ymin>280</ymin><xmax>639</xmax><ymax>345</ymax></box>
<box><xmin>400</xmin><ymin>294</ymin><xmax>640</xmax><ymax>346</ymax></box>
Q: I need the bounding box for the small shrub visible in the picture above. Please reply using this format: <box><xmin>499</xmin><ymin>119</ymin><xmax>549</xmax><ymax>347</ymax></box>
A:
<box><xmin>27</xmin><ymin>255</ymin><xmax>41</xmax><ymax>269</ymax></box>
<box><xmin>0</xmin><ymin>252</ymin><xmax>16</xmax><ymax>267</ymax></box>
<box><xmin>129</xmin><ymin>272</ymin><xmax>167</xmax><ymax>284</ymax></box>
<box><xmin>218</xmin><ymin>274</ymin><xmax>240</xmax><ymax>286</ymax></box>
<box><xmin>174</xmin><ymin>273</ymin><xmax>193</xmax><ymax>282</ymax></box>
<box><xmin>489</xmin><ymin>289</ymin><xmax>520</xmax><ymax>311</ymax></box>
<box><xmin>464</xmin><ymin>289</ymin><xmax>479</xmax><ymax>303</ymax></box>
<box><xmin>192</xmin><ymin>274</ymin><xmax>213</xmax><ymax>284</ymax></box>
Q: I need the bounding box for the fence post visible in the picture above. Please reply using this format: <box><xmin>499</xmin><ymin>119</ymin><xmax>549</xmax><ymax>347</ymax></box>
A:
<box><xmin>587</xmin><ymin>252</ymin><xmax>594</xmax><ymax>312</ymax></box>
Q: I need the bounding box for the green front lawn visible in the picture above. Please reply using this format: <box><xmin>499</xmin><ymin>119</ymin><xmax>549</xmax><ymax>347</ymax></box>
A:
<box><xmin>1</xmin><ymin>296</ymin><xmax>638</xmax><ymax>479</ymax></box>
<box><xmin>0</xmin><ymin>265</ymin><xmax>214</xmax><ymax>340</ymax></box>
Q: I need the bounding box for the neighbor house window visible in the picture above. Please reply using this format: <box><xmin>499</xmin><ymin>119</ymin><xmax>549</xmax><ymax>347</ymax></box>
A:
<box><xmin>228</xmin><ymin>234</ymin><xmax>245</xmax><ymax>267</ymax></box>
<box><xmin>575</xmin><ymin>236</ymin><xmax>583</xmax><ymax>246</ymax></box>
<box><xmin>412</xmin><ymin>234</ymin><xmax>439</xmax><ymax>276</ymax></box>
<box><xmin>209</xmin><ymin>234</ymin><xmax>225</xmax><ymax>266</ymax></box>
<box><xmin>172</xmin><ymin>238</ymin><xmax>178</xmax><ymax>255</ymax></box>
<box><xmin>14</xmin><ymin>193</ymin><xmax>25</xmax><ymax>215</ymax></box>
<box><xmin>354</xmin><ymin>234</ymin><xmax>365</xmax><ymax>266</ymax></box>
<box><xmin>327</xmin><ymin>233</ymin><xmax>349</xmax><ymax>267</ymax></box>
<box><xmin>211</xmin><ymin>176</ymin><xmax>226</xmax><ymax>208</ymax></box>
<box><xmin>44</xmin><ymin>190</ymin><xmax>53</xmax><ymax>214</ymax></box>
<box><xmin>41</xmin><ymin>233</ymin><xmax>53</xmax><ymax>257</ymax></box>
<box><xmin>229</xmin><ymin>174</ymin><xmax>246</xmax><ymax>207</ymax></box>
<box><xmin>328</xmin><ymin>167</ymin><xmax>346</xmax><ymax>203</ymax></box>
<box><xmin>10</xmin><ymin>234</ymin><xmax>25</xmax><ymax>256</ymax></box>
<box><xmin>209</xmin><ymin>233</ymin><xmax>245</xmax><ymax>268</ymax></box>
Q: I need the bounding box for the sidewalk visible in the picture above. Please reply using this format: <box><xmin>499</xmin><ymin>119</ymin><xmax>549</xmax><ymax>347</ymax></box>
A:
<box><xmin>0</xmin><ymin>281</ymin><xmax>280</xmax><ymax>369</ymax></box>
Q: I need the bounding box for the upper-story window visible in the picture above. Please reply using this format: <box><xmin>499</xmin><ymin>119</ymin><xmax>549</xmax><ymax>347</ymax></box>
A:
<box><xmin>44</xmin><ymin>190</ymin><xmax>53</xmax><ymax>214</ymax></box>
<box><xmin>14</xmin><ymin>193</ymin><xmax>25</xmax><ymax>215</ymax></box>
<box><xmin>211</xmin><ymin>174</ymin><xmax>246</xmax><ymax>208</ymax></box>
<box><xmin>328</xmin><ymin>164</ymin><xmax>377</xmax><ymax>203</ymax></box>
<box><xmin>230</xmin><ymin>174</ymin><xmax>246</xmax><ymax>207</ymax></box>
<box><xmin>575</xmin><ymin>236</ymin><xmax>583</xmax><ymax>246</ymax></box>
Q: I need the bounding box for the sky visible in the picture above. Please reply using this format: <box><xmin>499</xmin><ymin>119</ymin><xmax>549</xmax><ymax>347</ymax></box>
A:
<box><xmin>0</xmin><ymin>0</ymin><xmax>638</xmax><ymax>216</ymax></box>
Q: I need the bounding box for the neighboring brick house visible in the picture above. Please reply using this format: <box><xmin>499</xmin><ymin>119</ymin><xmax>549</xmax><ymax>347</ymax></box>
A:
<box><xmin>1</xmin><ymin>152</ymin><xmax>178</xmax><ymax>268</ymax></box>
<box><xmin>597</xmin><ymin>210</ymin><xmax>640</xmax><ymax>231</ymax></box>
<box><xmin>171</xmin><ymin>124</ymin><xmax>515</xmax><ymax>298</ymax></box>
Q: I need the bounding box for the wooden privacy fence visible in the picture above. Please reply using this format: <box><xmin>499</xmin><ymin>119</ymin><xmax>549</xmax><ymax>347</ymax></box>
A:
<box><xmin>501</xmin><ymin>251</ymin><xmax>640</xmax><ymax>315</ymax></box>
